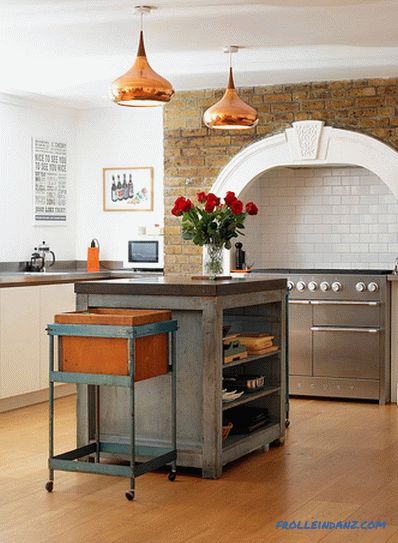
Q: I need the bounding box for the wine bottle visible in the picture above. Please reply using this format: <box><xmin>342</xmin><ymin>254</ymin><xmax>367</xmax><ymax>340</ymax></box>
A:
<box><xmin>122</xmin><ymin>174</ymin><xmax>128</xmax><ymax>200</ymax></box>
<box><xmin>117</xmin><ymin>175</ymin><xmax>123</xmax><ymax>201</ymax></box>
<box><xmin>128</xmin><ymin>174</ymin><xmax>134</xmax><ymax>198</ymax></box>
<box><xmin>111</xmin><ymin>176</ymin><xmax>117</xmax><ymax>202</ymax></box>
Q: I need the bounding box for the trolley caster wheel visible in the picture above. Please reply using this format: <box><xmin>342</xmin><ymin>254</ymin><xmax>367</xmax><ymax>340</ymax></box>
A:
<box><xmin>125</xmin><ymin>490</ymin><xmax>135</xmax><ymax>501</ymax></box>
<box><xmin>168</xmin><ymin>471</ymin><xmax>176</xmax><ymax>482</ymax></box>
<box><xmin>45</xmin><ymin>481</ymin><xmax>53</xmax><ymax>493</ymax></box>
<box><xmin>285</xmin><ymin>419</ymin><xmax>290</xmax><ymax>428</ymax></box>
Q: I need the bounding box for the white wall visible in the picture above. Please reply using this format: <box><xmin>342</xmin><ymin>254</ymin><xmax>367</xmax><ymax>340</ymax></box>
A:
<box><xmin>75</xmin><ymin>106</ymin><xmax>164</xmax><ymax>262</ymax></box>
<box><xmin>239</xmin><ymin>166</ymin><xmax>398</xmax><ymax>270</ymax></box>
<box><xmin>0</xmin><ymin>94</ymin><xmax>77</xmax><ymax>262</ymax></box>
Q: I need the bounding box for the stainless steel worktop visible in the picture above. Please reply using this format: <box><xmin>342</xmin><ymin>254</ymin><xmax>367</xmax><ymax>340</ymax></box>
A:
<box><xmin>0</xmin><ymin>270</ymin><xmax>139</xmax><ymax>288</ymax></box>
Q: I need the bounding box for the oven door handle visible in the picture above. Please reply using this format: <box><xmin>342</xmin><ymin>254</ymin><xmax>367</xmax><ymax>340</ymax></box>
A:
<box><xmin>310</xmin><ymin>300</ymin><xmax>380</xmax><ymax>306</ymax></box>
<box><xmin>288</xmin><ymin>300</ymin><xmax>312</xmax><ymax>305</ymax></box>
<box><xmin>311</xmin><ymin>326</ymin><xmax>381</xmax><ymax>333</ymax></box>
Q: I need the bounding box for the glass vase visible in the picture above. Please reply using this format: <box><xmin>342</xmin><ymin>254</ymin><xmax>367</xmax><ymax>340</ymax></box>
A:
<box><xmin>204</xmin><ymin>244</ymin><xmax>224</xmax><ymax>280</ymax></box>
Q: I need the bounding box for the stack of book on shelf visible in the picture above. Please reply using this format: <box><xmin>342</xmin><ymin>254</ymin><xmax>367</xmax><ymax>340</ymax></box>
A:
<box><xmin>237</xmin><ymin>333</ymin><xmax>278</xmax><ymax>356</ymax></box>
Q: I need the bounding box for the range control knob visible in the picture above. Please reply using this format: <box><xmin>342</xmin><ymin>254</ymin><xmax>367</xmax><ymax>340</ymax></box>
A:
<box><xmin>355</xmin><ymin>282</ymin><xmax>366</xmax><ymax>292</ymax></box>
<box><xmin>331</xmin><ymin>281</ymin><xmax>342</xmax><ymax>292</ymax></box>
<box><xmin>287</xmin><ymin>280</ymin><xmax>294</xmax><ymax>291</ymax></box>
<box><xmin>320</xmin><ymin>281</ymin><xmax>330</xmax><ymax>292</ymax></box>
<box><xmin>308</xmin><ymin>281</ymin><xmax>318</xmax><ymax>292</ymax></box>
<box><xmin>368</xmin><ymin>282</ymin><xmax>379</xmax><ymax>293</ymax></box>
<box><xmin>296</xmin><ymin>281</ymin><xmax>306</xmax><ymax>292</ymax></box>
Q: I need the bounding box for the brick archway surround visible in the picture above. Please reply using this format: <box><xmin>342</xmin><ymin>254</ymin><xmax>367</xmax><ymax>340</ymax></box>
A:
<box><xmin>164</xmin><ymin>78</ymin><xmax>398</xmax><ymax>275</ymax></box>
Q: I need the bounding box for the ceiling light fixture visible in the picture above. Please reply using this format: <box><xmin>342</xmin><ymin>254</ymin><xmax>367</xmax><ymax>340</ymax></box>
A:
<box><xmin>203</xmin><ymin>46</ymin><xmax>258</xmax><ymax>130</ymax></box>
<box><xmin>110</xmin><ymin>5</ymin><xmax>174</xmax><ymax>107</ymax></box>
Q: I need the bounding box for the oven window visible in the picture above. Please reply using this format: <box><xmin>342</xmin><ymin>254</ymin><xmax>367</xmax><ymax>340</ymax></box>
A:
<box><xmin>129</xmin><ymin>241</ymin><xmax>159</xmax><ymax>263</ymax></box>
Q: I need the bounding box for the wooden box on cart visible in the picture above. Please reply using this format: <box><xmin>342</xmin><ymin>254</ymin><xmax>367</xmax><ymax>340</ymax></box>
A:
<box><xmin>54</xmin><ymin>308</ymin><xmax>171</xmax><ymax>380</ymax></box>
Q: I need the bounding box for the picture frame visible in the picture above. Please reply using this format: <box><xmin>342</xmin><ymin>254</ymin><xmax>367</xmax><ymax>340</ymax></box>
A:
<box><xmin>103</xmin><ymin>166</ymin><xmax>154</xmax><ymax>212</ymax></box>
<box><xmin>32</xmin><ymin>137</ymin><xmax>68</xmax><ymax>225</ymax></box>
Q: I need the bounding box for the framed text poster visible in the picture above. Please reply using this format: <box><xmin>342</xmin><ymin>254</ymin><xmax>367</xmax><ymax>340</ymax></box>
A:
<box><xmin>103</xmin><ymin>166</ymin><xmax>154</xmax><ymax>212</ymax></box>
<box><xmin>33</xmin><ymin>138</ymin><xmax>67</xmax><ymax>224</ymax></box>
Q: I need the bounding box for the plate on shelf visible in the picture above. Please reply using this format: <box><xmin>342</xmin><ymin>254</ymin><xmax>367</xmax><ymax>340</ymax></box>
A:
<box><xmin>222</xmin><ymin>390</ymin><xmax>244</xmax><ymax>402</ymax></box>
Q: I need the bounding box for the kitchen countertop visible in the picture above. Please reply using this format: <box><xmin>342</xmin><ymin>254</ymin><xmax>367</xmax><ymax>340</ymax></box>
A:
<box><xmin>74</xmin><ymin>275</ymin><xmax>287</xmax><ymax>297</ymax></box>
<box><xmin>0</xmin><ymin>270</ymin><xmax>140</xmax><ymax>288</ymax></box>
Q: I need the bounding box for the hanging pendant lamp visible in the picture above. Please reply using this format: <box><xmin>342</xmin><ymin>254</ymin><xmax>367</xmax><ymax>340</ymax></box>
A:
<box><xmin>203</xmin><ymin>46</ymin><xmax>258</xmax><ymax>130</ymax></box>
<box><xmin>110</xmin><ymin>5</ymin><xmax>174</xmax><ymax>107</ymax></box>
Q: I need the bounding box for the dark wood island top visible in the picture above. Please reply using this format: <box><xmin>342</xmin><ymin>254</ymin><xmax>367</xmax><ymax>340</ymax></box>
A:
<box><xmin>74</xmin><ymin>275</ymin><xmax>287</xmax><ymax>297</ymax></box>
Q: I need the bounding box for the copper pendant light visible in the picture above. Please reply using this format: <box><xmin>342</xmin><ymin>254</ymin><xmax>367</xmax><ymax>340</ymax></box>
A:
<box><xmin>110</xmin><ymin>6</ymin><xmax>174</xmax><ymax>107</ymax></box>
<box><xmin>203</xmin><ymin>46</ymin><xmax>258</xmax><ymax>130</ymax></box>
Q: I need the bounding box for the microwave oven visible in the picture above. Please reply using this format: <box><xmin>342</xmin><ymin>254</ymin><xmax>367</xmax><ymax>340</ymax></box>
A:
<box><xmin>124</xmin><ymin>238</ymin><xmax>164</xmax><ymax>270</ymax></box>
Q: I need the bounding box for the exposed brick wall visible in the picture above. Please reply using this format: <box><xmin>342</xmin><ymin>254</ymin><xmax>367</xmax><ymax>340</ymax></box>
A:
<box><xmin>164</xmin><ymin>77</ymin><xmax>398</xmax><ymax>274</ymax></box>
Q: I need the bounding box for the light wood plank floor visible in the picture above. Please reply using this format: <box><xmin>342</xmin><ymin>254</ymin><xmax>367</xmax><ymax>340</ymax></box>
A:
<box><xmin>0</xmin><ymin>396</ymin><xmax>398</xmax><ymax>543</ymax></box>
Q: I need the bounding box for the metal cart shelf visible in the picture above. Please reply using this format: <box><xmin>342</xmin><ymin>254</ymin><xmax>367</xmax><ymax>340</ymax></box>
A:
<box><xmin>45</xmin><ymin>318</ymin><xmax>178</xmax><ymax>501</ymax></box>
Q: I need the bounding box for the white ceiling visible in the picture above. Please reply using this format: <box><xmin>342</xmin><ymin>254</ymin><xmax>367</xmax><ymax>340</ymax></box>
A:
<box><xmin>0</xmin><ymin>0</ymin><xmax>397</xmax><ymax>108</ymax></box>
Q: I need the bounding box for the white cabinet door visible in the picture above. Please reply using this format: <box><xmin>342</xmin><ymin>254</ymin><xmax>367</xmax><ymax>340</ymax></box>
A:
<box><xmin>0</xmin><ymin>287</ymin><xmax>41</xmax><ymax>398</ymax></box>
<box><xmin>39</xmin><ymin>283</ymin><xmax>75</xmax><ymax>389</ymax></box>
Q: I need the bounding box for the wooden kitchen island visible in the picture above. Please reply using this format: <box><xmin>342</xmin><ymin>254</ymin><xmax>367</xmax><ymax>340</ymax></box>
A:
<box><xmin>74</xmin><ymin>276</ymin><xmax>287</xmax><ymax>479</ymax></box>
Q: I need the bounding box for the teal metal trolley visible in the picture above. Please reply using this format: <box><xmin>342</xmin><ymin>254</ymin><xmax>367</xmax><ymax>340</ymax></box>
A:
<box><xmin>45</xmin><ymin>318</ymin><xmax>178</xmax><ymax>501</ymax></box>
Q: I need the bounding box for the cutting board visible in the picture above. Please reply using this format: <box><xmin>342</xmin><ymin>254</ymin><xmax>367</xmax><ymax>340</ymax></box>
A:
<box><xmin>238</xmin><ymin>333</ymin><xmax>274</xmax><ymax>352</ymax></box>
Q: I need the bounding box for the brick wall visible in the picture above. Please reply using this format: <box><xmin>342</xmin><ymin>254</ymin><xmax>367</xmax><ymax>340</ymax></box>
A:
<box><xmin>164</xmin><ymin>77</ymin><xmax>398</xmax><ymax>274</ymax></box>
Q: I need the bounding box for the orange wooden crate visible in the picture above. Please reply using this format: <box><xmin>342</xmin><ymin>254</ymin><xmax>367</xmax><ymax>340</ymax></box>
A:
<box><xmin>54</xmin><ymin>308</ymin><xmax>171</xmax><ymax>381</ymax></box>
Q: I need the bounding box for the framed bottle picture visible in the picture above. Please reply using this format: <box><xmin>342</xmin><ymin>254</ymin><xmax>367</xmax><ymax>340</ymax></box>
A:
<box><xmin>103</xmin><ymin>166</ymin><xmax>154</xmax><ymax>212</ymax></box>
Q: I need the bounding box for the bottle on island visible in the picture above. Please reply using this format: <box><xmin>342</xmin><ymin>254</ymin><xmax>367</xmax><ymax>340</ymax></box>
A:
<box><xmin>128</xmin><ymin>174</ymin><xmax>134</xmax><ymax>198</ymax></box>
<box><xmin>122</xmin><ymin>174</ymin><xmax>128</xmax><ymax>200</ymax></box>
<box><xmin>111</xmin><ymin>176</ymin><xmax>117</xmax><ymax>202</ymax></box>
<box><xmin>117</xmin><ymin>175</ymin><xmax>123</xmax><ymax>201</ymax></box>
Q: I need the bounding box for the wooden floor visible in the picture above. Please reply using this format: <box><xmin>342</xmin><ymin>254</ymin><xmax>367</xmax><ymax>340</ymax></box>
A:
<box><xmin>1</xmin><ymin>397</ymin><xmax>398</xmax><ymax>543</ymax></box>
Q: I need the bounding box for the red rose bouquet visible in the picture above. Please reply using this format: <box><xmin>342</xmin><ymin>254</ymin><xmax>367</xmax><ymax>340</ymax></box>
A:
<box><xmin>171</xmin><ymin>191</ymin><xmax>258</xmax><ymax>250</ymax></box>
<box><xmin>171</xmin><ymin>191</ymin><xmax>258</xmax><ymax>278</ymax></box>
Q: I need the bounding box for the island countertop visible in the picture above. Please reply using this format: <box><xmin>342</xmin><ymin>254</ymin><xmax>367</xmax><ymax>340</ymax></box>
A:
<box><xmin>74</xmin><ymin>275</ymin><xmax>287</xmax><ymax>297</ymax></box>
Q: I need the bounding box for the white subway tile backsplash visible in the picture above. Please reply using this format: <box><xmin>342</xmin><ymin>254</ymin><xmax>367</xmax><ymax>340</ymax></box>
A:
<box><xmin>342</xmin><ymin>176</ymin><xmax>360</xmax><ymax>186</ymax></box>
<box><xmin>351</xmin><ymin>185</ymin><xmax>370</xmax><ymax>195</ymax></box>
<box><xmin>359</xmin><ymin>215</ymin><xmax>378</xmax><ymax>224</ymax></box>
<box><xmin>379</xmin><ymin>215</ymin><xmax>397</xmax><ymax>223</ymax></box>
<box><xmin>332</xmin><ymin>186</ymin><xmax>351</xmax><ymax>195</ymax></box>
<box><xmin>241</xmin><ymin>166</ymin><xmax>398</xmax><ymax>269</ymax></box>
<box><xmin>341</xmin><ymin>195</ymin><xmax>360</xmax><ymax>205</ymax></box>
<box><xmin>350</xmin><ymin>224</ymin><xmax>369</xmax><ymax>233</ymax></box>
<box><xmin>334</xmin><ymin>224</ymin><xmax>351</xmax><ymax>233</ymax></box>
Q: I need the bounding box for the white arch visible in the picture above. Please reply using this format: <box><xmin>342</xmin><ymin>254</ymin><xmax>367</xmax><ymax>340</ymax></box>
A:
<box><xmin>207</xmin><ymin>121</ymin><xmax>398</xmax><ymax>274</ymax></box>
<box><xmin>211</xmin><ymin>121</ymin><xmax>398</xmax><ymax>199</ymax></box>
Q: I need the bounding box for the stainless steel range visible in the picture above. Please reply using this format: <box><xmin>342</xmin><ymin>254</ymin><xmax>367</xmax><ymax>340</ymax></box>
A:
<box><xmin>252</xmin><ymin>269</ymin><xmax>391</xmax><ymax>404</ymax></box>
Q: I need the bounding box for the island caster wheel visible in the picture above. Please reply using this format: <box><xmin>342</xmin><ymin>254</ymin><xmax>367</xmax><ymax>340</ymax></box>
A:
<box><xmin>271</xmin><ymin>437</ymin><xmax>285</xmax><ymax>447</ymax></box>
<box><xmin>45</xmin><ymin>481</ymin><xmax>53</xmax><ymax>493</ymax></box>
<box><xmin>168</xmin><ymin>471</ymin><xmax>176</xmax><ymax>482</ymax></box>
<box><xmin>125</xmin><ymin>490</ymin><xmax>135</xmax><ymax>501</ymax></box>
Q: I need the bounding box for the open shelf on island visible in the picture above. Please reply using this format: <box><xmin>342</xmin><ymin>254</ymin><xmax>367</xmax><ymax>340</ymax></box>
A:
<box><xmin>222</xmin><ymin>422</ymin><xmax>281</xmax><ymax>465</ymax></box>
<box><xmin>223</xmin><ymin>349</ymin><xmax>281</xmax><ymax>369</ymax></box>
<box><xmin>222</xmin><ymin>386</ymin><xmax>280</xmax><ymax>411</ymax></box>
